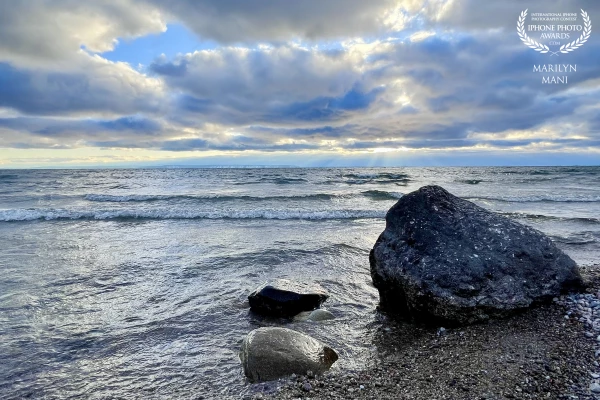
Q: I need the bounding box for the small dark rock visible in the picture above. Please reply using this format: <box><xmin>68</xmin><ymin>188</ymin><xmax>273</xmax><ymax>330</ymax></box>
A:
<box><xmin>248</xmin><ymin>279</ymin><xmax>328</xmax><ymax>317</ymax></box>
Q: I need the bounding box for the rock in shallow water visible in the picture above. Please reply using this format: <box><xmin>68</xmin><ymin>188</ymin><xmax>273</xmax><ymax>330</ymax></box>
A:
<box><xmin>293</xmin><ymin>309</ymin><xmax>335</xmax><ymax>322</ymax></box>
<box><xmin>239</xmin><ymin>327</ymin><xmax>338</xmax><ymax>382</ymax></box>
<box><xmin>370</xmin><ymin>185</ymin><xmax>583</xmax><ymax>325</ymax></box>
<box><xmin>248</xmin><ymin>279</ymin><xmax>328</xmax><ymax>317</ymax></box>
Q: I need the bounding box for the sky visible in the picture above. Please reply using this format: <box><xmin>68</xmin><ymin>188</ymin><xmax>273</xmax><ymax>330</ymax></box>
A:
<box><xmin>0</xmin><ymin>0</ymin><xmax>599</xmax><ymax>168</ymax></box>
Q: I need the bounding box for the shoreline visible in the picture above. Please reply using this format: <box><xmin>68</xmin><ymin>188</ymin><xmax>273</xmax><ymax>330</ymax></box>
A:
<box><xmin>252</xmin><ymin>265</ymin><xmax>600</xmax><ymax>400</ymax></box>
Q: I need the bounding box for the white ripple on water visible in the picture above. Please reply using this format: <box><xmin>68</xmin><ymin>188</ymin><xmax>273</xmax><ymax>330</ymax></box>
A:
<box><xmin>0</xmin><ymin>208</ymin><xmax>387</xmax><ymax>222</ymax></box>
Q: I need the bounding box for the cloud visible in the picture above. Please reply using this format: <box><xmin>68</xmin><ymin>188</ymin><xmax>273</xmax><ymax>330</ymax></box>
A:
<box><xmin>0</xmin><ymin>115</ymin><xmax>168</xmax><ymax>150</ymax></box>
<box><xmin>149</xmin><ymin>0</ymin><xmax>410</xmax><ymax>43</ymax></box>
<box><xmin>159</xmin><ymin>138</ymin><xmax>320</xmax><ymax>152</ymax></box>
<box><xmin>0</xmin><ymin>54</ymin><xmax>165</xmax><ymax>116</ymax></box>
<box><xmin>0</xmin><ymin>1</ymin><xmax>166</xmax><ymax>66</ymax></box>
<box><xmin>1</xmin><ymin>0</ymin><xmax>600</xmax><ymax>164</ymax></box>
<box><xmin>436</xmin><ymin>0</ymin><xmax>600</xmax><ymax>30</ymax></box>
<box><xmin>150</xmin><ymin>46</ymin><xmax>360</xmax><ymax>103</ymax></box>
<box><xmin>150</xmin><ymin>45</ymin><xmax>378</xmax><ymax>124</ymax></box>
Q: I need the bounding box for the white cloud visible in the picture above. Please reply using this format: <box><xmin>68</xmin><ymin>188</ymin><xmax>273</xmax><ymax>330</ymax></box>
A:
<box><xmin>435</xmin><ymin>0</ymin><xmax>600</xmax><ymax>30</ymax></box>
<box><xmin>410</xmin><ymin>31</ymin><xmax>436</xmax><ymax>42</ymax></box>
<box><xmin>152</xmin><ymin>46</ymin><xmax>359</xmax><ymax>102</ymax></box>
<box><xmin>1</xmin><ymin>0</ymin><xmax>600</xmax><ymax>159</ymax></box>
<box><xmin>0</xmin><ymin>0</ymin><xmax>166</xmax><ymax>66</ymax></box>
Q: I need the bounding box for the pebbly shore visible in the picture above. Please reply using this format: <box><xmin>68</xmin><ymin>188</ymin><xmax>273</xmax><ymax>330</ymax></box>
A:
<box><xmin>243</xmin><ymin>265</ymin><xmax>600</xmax><ymax>400</ymax></box>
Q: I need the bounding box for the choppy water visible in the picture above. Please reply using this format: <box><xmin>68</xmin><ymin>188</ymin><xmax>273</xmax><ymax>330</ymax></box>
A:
<box><xmin>1</xmin><ymin>167</ymin><xmax>599</xmax><ymax>399</ymax></box>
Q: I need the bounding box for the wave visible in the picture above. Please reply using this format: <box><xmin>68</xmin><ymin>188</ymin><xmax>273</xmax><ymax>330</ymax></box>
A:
<box><xmin>467</xmin><ymin>195</ymin><xmax>600</xmax><ymax>203</ymax></box>
<box><xmin>553</xmin><ymin>238</ymin><xmax>599</xmax><ymax>246</ymax></box>
<box><xmin>0</xmin><ymin>208</ymin><xmax>386</xmax><ymax>222</ymax></box>
<box><xmin>233</xmin><ymin>177</ymin><xmax>308</xmax><ymax>185</ymax></box>
<box><xmin>361</xmin><ymin>190</ymin><xmax>403</xmax><ymax>201</ymax></box>
<box><xmin>344</xmin><ymin>172</ymin><xmax>410</xmax><ymax>180</ymax></box>
<box><xmin>343</xmin><ymin>172</ymin><xmax>411</xmax><ymax>184</ymax></box>
<box><xmin>457</xmin><ymin>179</ymin><xmax>484</xmax><ymax>185</ymax></box>
<box><xmin>84</xmin><ymin>193</ymin><xmax>339</xmax><ymax>202</ymax></box>
<box><xmin>498</xmin><ymin>169</ymin><xmax>554</xmax><ymax>176</ymax></box>
<box><xmin>86</xmin><ymin>194</ymin><xmax>181</xmax><ymax>202</ymax></box>
<box><xmin>85</xmin><ymin>191</ymin><xmax>404</xmax><ymax>203</ymax></box>
<box><xmin>502</xmin><ymin>212</ymin><xmax>600</xmax><ymax>225</ymax></box>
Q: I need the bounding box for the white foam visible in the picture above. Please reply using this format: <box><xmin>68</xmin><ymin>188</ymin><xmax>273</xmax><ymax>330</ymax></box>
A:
<box><xmin>0</xmin><ymin>208</ymin><xmax>386</xmax><ymax>222</ymax></box>
<box><xmin>85</xmin><ymin>194</ymin><xmax>172</xmax><ymax>202</ymax></box>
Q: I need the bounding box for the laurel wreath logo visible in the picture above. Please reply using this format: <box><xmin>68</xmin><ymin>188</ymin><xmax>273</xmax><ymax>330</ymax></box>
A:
<box><xmin>517</xmin><ymin>9</ymin><xmax>592</xmax><ymax>55</ymax></box>
<box><xmin>517</xmin><ymin>10</ymin><xmax>549</xmax><ymax>53</ymax></box>
<box><xmin>560</xmin><ymin>10</ymin><xmax>592</xmax><ymax>53</ymax></box>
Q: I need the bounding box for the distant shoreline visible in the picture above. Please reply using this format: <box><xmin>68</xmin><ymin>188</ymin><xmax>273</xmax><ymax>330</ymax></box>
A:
<box><xmin>1</xmin><ymin>165</ymin><xmax>599</xmax><ymax>171</ymax></box>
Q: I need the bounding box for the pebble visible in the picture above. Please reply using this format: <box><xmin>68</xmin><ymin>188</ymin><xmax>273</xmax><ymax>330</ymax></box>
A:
<box><xmin>557</xmin><ymin>291</ymin><xmax>600</xmax><ymax>396</ymax></box>
<box><xmin>302</xmin><ymin>382</ymin><xmax>312</xmax><ymax>392</ymax></box>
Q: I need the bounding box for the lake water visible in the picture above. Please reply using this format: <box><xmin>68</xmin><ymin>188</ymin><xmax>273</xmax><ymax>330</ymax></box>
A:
<box><xmin>1</xmin><ymin>167</ymin><xmax>599</xmax><ymax>399</ymax></box>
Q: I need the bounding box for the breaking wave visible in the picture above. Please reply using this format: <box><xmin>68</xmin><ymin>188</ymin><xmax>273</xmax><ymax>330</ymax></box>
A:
<box><xmin>84</xmin><ymin>191</ymin><xmax>403</xmax><ymax>203</ymax></box>
<box><xmin>0</xmin><ymin>208</ymin><xmax>387</xmax><ymax>222</ymax></box>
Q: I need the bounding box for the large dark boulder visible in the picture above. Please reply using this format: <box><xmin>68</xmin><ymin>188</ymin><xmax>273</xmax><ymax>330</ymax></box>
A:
<box><xmin>370</xmin><ymin>185</ymin><xmax>583</xmax><ymax>325</ymax></box>
<box><xmin>248</xmin><ymin>279</ymin><xmax>328</xmax><ymax>317</ymax></box>
<box><xmin>240</xmin><ymin>327</ymin><xmax>338</xmax><ymax>382</ymax></box>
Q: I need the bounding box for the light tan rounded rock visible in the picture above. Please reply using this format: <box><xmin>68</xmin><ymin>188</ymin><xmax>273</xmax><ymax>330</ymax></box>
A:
<box><xmin>240</xmin><ymin>327</ymin><xmax>338</xmax><ymax>382</ymax></box>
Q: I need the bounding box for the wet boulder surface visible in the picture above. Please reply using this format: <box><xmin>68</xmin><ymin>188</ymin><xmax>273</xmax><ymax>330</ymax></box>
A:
<box><xmin>248</xmin><ymin>279</ymin><xmax>328</xmax><ymax>317</ymax></box>
<box><xmin>370</xmin><ymin>185</ymin><xmax>583</xmax><ymax>325</ymax></box>
<box><xmin>239</xmin><ymin>327</ymin><xmax>338</xmax><ymax>382</ymax></box>
<box><xmin>293</xmin><ymin>309</ymin><xmax>335</xmax><ymax>322</ymax></box>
